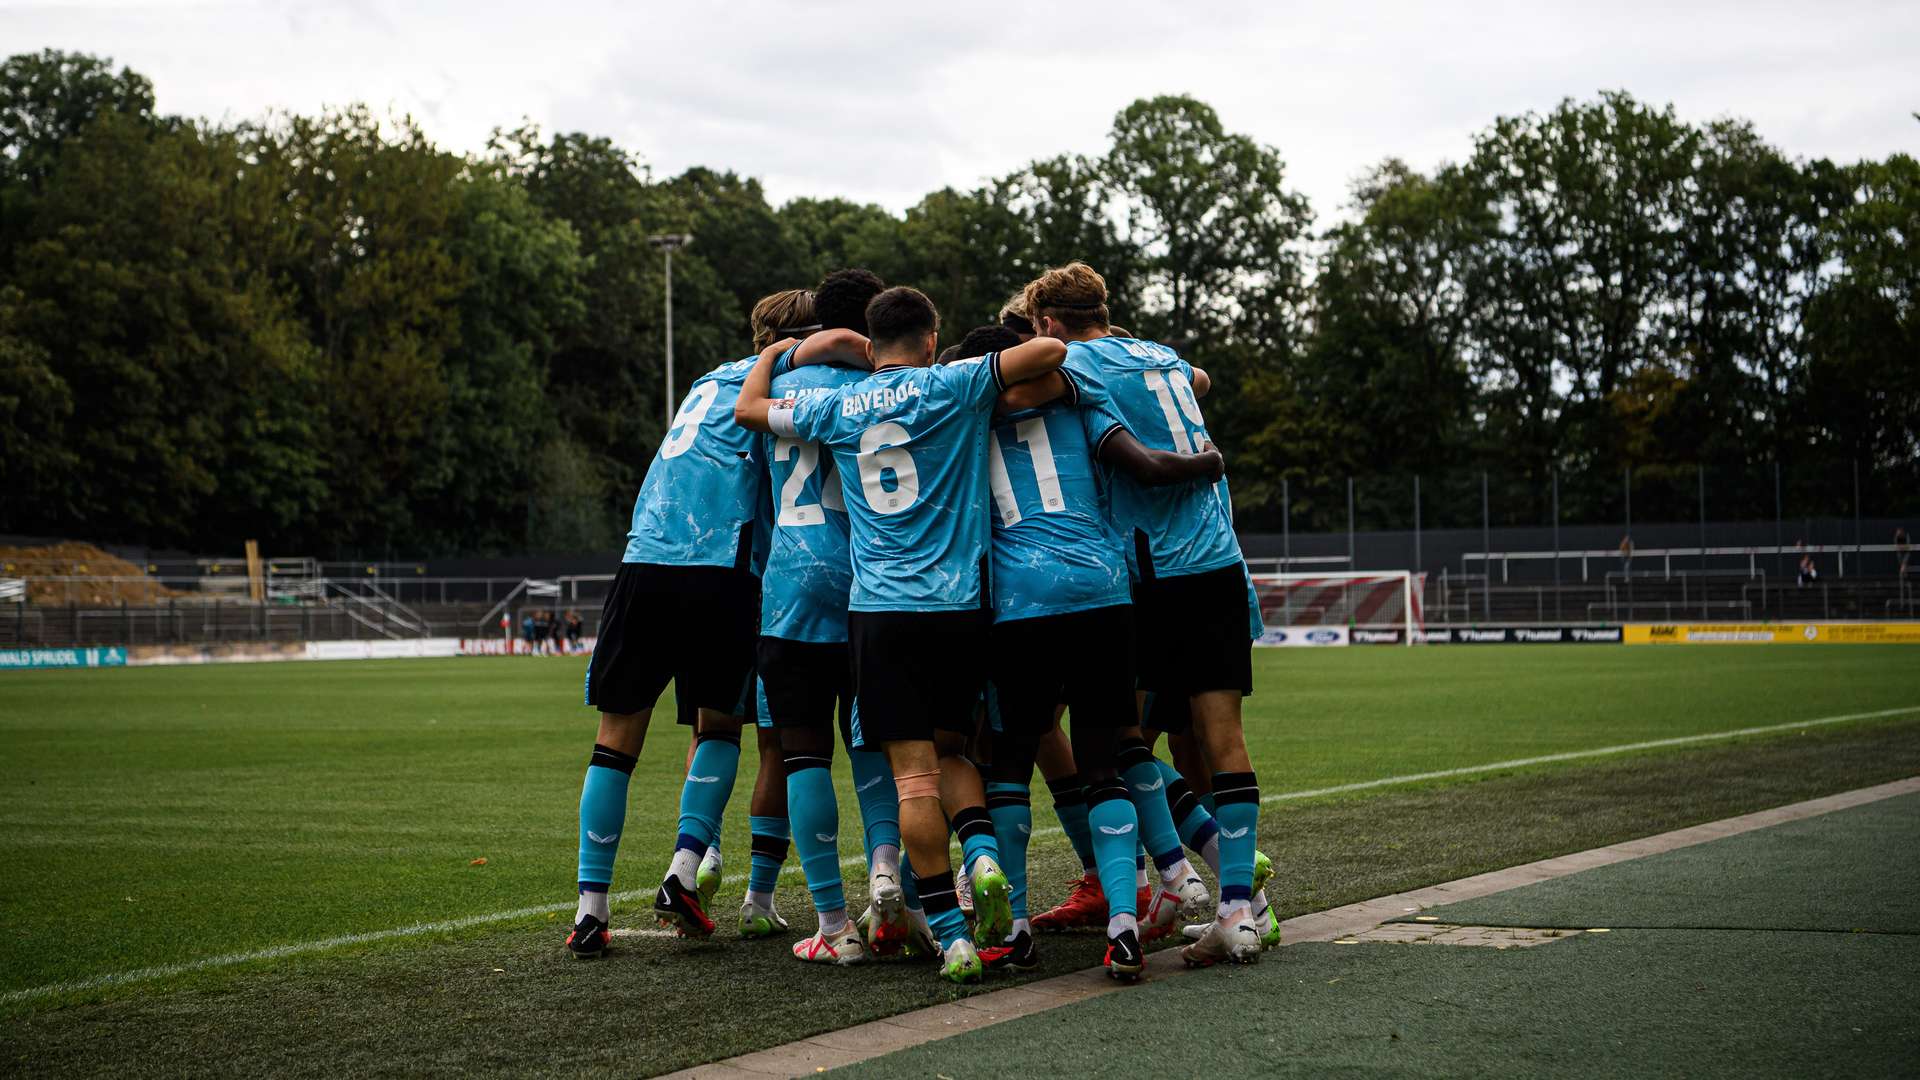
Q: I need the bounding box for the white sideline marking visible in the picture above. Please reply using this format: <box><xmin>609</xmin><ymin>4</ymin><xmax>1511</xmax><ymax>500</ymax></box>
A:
<box><xmin>5</xmin><ymin>703</ymin><xmax>1915</xmax><ymax>1007</ymax></box>
<box><xmin>1257</xmin><ymin>704</ymin><xmax>1920</xmax><ymax>805</ymax></box>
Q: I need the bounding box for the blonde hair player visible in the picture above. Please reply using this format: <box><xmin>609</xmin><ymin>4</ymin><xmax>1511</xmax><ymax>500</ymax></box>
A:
<box><xmin>1025</xmin><ymin>262</ymin><xmax>1272</xmax><ymax>965</ymax></box>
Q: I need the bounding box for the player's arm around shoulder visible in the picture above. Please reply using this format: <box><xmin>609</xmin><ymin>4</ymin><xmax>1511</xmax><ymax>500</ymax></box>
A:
<box><xmin>735</xmin><ymin>338</ymin><xmax>801</xmax><ymax>434</ymax></box>
<box><xmin>792</xmin><ymin>329</ymin><xmax>872</xmax><ymax>372</ymax></box>
<box><xmin>994</xmin><ymin>370</ymin><xmax>1073</xmax><ymax>415</ymax></box>
<box><xmin>995</xmin><ymin>335</ymin><xmax>1067</xmax><ymax>388</ymax></box>
<box><xmin>737</xmin><ymin>329</ymin><xmax>874</xmax><ymax>433</ymax></box>
<box><xmin>1098</xmin><ymin>427</ymin><xmax>1225</xmax><ymax>487</ymax></box>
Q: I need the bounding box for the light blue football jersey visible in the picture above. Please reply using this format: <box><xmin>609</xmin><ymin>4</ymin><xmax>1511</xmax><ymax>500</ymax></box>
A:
<box><xmin>623</xmin><ymin>358</ymin><xmax>768</xmax><ymax>571</ymax></box>
<box><xmin>759</xmin><ymin>360</ymin><xmax>867</xmax><ymax>642</ymax></box>
<box><xmin>771</xmin><ymin>355</ymin><xmax>1004</xmax><ymax>612</ymax></box>
<box><xmin>987</xmin><ymin>397</ymin><xmax>1130</xmax><ymax>623</ymax></box>
<box><xmin>1069</xmin><ymin>336</ymin><xmax>1243</xmax><ymax>580</ymax></box>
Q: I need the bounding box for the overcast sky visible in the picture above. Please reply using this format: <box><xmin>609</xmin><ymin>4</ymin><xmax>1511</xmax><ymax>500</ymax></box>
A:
<box><xmin>8</xmin><ymin>1</ymin><xmax>1916</xmax><ymax>223</ymax></box>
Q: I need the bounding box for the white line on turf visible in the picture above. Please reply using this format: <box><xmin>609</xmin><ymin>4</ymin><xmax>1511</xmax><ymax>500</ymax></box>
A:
<box><xmin>6</xmin><ymin>702</ymin><xmax>1914</xmax><ymax>1006</ymax></box>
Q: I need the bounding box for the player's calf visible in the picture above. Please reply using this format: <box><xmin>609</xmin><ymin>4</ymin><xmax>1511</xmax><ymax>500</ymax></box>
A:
<box><xmin>569</xmin><ymin>739</ymin><xmax>638</xmax><ymax>958</ymax></box>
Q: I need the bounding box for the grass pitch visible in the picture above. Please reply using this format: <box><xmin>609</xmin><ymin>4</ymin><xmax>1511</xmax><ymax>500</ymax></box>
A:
<box><xmin>0</xmin><ymin>645</ymin><xmax>1916</xmax><ymax>1074</ymax></box>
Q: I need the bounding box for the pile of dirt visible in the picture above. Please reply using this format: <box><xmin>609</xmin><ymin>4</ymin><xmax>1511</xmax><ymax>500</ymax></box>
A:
<box><xmin>0</xmin><ymin>542</ymin><xmax>186</xmax><ymax>604</ymax></box>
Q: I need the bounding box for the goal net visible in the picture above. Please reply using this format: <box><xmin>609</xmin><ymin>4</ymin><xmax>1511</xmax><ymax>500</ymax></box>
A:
<box><xmin>1249</xmin><ymin>571</ymin><xmax>1426</xmax><ymax>646</ymax></box>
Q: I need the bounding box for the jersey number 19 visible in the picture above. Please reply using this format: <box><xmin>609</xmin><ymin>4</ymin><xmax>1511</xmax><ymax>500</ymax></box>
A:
<box><xmin>1142</xmin><ymin>370</ymin><xmax>1206</xmax><ymax>452</ymax></box>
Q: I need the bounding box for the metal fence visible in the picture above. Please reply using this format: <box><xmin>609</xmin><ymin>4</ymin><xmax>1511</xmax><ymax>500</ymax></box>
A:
<box><xmin>3</xmin><ymin>456</ymin><xmax>1914</xmax><ymax>650</ymax></box>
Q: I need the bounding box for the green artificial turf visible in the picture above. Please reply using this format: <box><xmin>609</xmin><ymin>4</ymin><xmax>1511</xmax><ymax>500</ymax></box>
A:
<box><xmin>846</xmin><ymin>786</ymin><xmax>1920</xmax><ymax>1080</ymax></box>
<box><xmin>1405</xmin><ymin>791</ymin><xmax>1920</xmax><ymax>934</ymax></box>
<box><xmin>840</xmin><ymin>933</ymin><xmax>1920</xmax><ymax>1080</ymax></box>
<box><xmin>0</xmin><ymin>645</ymin><xmax>1915</xmax><ymax>1012</ymax></box>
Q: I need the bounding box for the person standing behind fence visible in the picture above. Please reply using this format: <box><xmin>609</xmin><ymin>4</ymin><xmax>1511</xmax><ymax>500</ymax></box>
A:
<box><xmin>1896</xmin><ymin>528</ymin><xmax>1911</xmax><ymax>584</ymax></box>
<box><xmin>1797</xmin><ymin>543</ymin><xmax>1819</xmax><ymax>587</ymax></box>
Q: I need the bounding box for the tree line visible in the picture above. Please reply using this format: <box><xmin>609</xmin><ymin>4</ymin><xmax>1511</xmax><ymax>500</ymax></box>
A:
<box><xmin>1</xmin><ymin>50</ymin><xmax>1912</xmax><ymax>557</ymax></box>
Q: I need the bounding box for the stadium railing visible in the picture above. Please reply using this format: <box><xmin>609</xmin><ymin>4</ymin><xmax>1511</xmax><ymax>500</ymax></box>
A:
<box><xmin>0</xmin><ymin>570</ymin><xmax>628</xmax><ymax>649</ymax></box>
<box><xmin>1461</xmin><ymin>542</ymin><xmax>1904</xmax><ymax>583</ymax></box>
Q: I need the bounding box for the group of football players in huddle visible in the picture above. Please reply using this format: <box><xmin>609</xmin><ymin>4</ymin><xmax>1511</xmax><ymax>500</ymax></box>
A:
<box><xmin>564</xmin><ymin>262</ymin><xmax>1273</xmax><ymax>983</ymax></box>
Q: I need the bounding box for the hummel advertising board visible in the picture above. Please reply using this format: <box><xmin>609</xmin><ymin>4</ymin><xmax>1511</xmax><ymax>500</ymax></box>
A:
<box><xmin>1349</xmin><ymin>626</ymin><xmax>1624</xmax><ymax>645</ymax></box>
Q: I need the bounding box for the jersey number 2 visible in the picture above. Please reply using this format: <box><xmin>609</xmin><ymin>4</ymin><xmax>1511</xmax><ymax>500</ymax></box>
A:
<box><xmin>774</xmin><ymin>437</ymin><xmax>845</xmax><ymax>525</ymax></box>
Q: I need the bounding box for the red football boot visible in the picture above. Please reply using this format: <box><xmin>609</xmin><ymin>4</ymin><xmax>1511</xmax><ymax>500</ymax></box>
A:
<box><xmin>1031</xmin><ymin>871</ymin><xmax>1106</xmax><ymax>932</ymax></box>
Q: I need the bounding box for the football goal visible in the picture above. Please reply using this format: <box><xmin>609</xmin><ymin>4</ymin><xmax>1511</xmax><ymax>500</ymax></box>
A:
<box><xmin>1249</xmin><ymin>570</ymin><xmax>1426</xmax><ymax>645</ymax></box>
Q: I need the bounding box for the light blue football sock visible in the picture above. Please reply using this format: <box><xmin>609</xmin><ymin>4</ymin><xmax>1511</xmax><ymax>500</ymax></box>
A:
<box><xmin>901</xmin><ymin>851</ymin><xmax>922</xmax><ymax>911</ymax></box>
<box><xmin>1119</xmin><ymin>742</ymin><xmax>1185</xmax><ymax>874</ymax></box>
<box><xmin>953</xmin><ymin>806</ymin><xmax>999</xmax><ymax>878</ymax></box>
<box><xmin>1087</xmin><ymin>784</ymin><xmax>1140</xmax><ymax>919</ymax></box>
<box><xmin>985</xmin><ymin>782</ymin><xmax>1032</xmax><ymax>922</ymax></box>
<box><xmin>784</xmin><ymin>759</ymin><xmax>844</xmax><ymax>915</ymax></box>
<box><xmin>917</xmin><ymin>870</ymin><xmax>969</xmax><ymax>949</ymax></box>
<box><xmin>850</xmin><ymin>747</ymin><xmax>901</xmax><ymax>867</ymax></box>
<box><xmin>676</xmin><ymin>735</ymin><xmax>740</xmax><ymax>850</ymax></box>
<box><xmin>577</xmin><ymin>744</ymin><xmax>636</xmax><ymax>890</ymax></box>
<box><xmin>1199</xmin><ymin>792</ymin><xmax>1219</xmax><ymax>817</ymax></box>
<box><xmin>1213</xmin><ymin>771</ymin><xmax>1260</xmax><ymax>905</ymax></box>
<box><xmin>1156</xmin><ymin>758</ymin><xmax>1220</xmax><ymax>850</ymax></box>
<box><xmin>1045</xmin><ymin>774</ymin><xmax>1097</xmax><ymax>871</ymax></box>
<box><xmin>747</xmin><ymin>814</ymin><xmax>789</xmax><ymax>900</ymax></box>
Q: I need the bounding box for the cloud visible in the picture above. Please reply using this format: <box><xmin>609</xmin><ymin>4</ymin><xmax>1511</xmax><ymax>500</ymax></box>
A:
<box><xmin>6</xmin><ymin>0</ymin><xmax>1915</xmax><ymax>222</ymax></box>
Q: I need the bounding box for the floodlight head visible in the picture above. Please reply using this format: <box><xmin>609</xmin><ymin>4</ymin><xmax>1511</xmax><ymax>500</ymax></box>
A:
<box><xmin>647</xmin><ymin>233</ymin><xmax>693</xmax><ymax>250</ymax></box>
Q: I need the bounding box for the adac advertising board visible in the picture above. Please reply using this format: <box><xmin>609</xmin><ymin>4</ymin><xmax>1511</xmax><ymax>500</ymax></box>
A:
<box><xmin>1256</xmin><ymin>626</ymin><xmax>1350</xmax><ymax>647</ymax></box>
<box><xmin>1625</xmin><ymin>623</ymin><xmax>1920</xmax><ymax>645</ymax></box>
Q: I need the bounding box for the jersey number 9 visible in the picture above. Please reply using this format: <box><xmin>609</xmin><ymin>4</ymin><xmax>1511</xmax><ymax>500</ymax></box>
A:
<box><xmin>660</xmin><ymin>382</ymin><xmax>721</xmax><ymax>459</ymax></box>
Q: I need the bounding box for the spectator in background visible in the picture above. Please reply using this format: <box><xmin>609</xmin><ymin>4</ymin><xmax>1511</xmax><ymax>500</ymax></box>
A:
<box><xmin>567</xmin><ymin>610</ymin><xmax>584</xmax><ymax>653</ymax></box>
<box><xmin>1797</xmin><ymin>544</ymin><xmax>1819</xmax><ymax>587</ymax></box>
<box><xmin>521</xmin><ymin>611</ymin><xmax>535</xmax><ymax>655</ymax></box>
<box><xmin>1897</xmin><ymin>528</ymin><xmax>1911</xmax><ymax>584</ymax></box>
<box><xmin>1619</xmin><ymin>535</ymin><xmax>1633</xmax><ymax>574</ymax></box>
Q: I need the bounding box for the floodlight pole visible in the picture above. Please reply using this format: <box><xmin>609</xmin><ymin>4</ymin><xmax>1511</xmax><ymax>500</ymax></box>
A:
<box><xmin>648</xmin><ymin>233</ymin><xmax>693</xmax><ymax>427</ymax></box>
